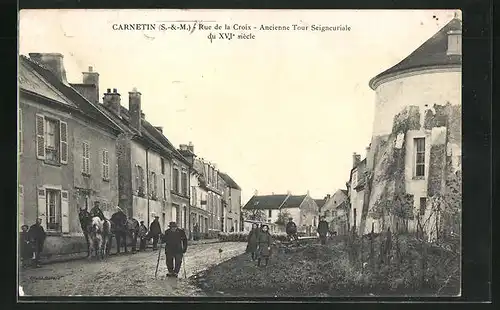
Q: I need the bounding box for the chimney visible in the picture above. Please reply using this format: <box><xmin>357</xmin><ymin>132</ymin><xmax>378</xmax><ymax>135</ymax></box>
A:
<box><xmin>129</xmin><ymin>88</ymin><xmax>142</xmax><ymax>132</ymax></box>
<box><xmin>179</xmin><ymin>144</ymin><xmax>189</xmax><ymax>151</ymax></box>
<box><xmin>82</xmin><ymin>66</ymin><xmax>99</xmax><ymax>103</ymax></box>
<box><xmin>141</xmin><ymin>111</ymin><xmax>145</xmax><ymax>119</ymax></box>
<box><xmin>254</xmin><ymin>190</ymin><xmax>258</xmax><ymax>196</ymax></box>
<box><xmin>103</xmin><ymin>88</ymin><xmax>122</xmax><ymax>117</ymax></box>
<box><xmin>352</xmin><ymin>152</ymin><xmax>361</xmax><ymax>168</ymax></box>
<box><xmin>188</xmin><ymin>141</ymin><xmax>194</xmax><ymax>153</ymax></box>
<box><xmin>286</xmin><ymin>190</ymin><xmax>291</xmax><ymax>195</ymax></box>
<box><xmin>29</xmin><ymin>53</ymin><xmax>69</xmax><ymax>85</ymax></box>
<box><xmin>155</xmin><ymin>126</ymin><xmax>163</xmax><ymax>133</ymax></box>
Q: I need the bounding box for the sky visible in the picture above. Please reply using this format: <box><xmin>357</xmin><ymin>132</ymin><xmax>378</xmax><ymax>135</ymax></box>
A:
<box><xmin>19</xmin><ymin>9</ymin><xmax>457</xmax><ymax>205</ymax></box>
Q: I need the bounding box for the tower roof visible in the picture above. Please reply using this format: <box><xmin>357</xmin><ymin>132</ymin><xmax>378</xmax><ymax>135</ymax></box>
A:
<box><xmin>369</xmin><ymin>17</ymin><xmax>462</xmax><ymax>90</ymax></box>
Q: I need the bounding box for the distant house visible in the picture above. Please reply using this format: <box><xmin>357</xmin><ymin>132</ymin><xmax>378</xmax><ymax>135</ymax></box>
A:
<box><xmin>347</xmin><ymin>153</ymin><xmax>368</xmax><ymax>235</ymax></box>
<box><xmin>242</xmin><ymin>193</ymin><xmax>319</xmax><ymax>235</ymax></box>
<box><xmin>314</xmin><ymin>197</ymin><xmax>328</xmax><ymax>214</ymax></box>
<box><xmin>321</xmin><ymin>189</ymin><xmax>349</xmax><ymax>235</ymax></box>
<box><xmin>219</xmin><ymin>172</ymin><xmax>242</xmax><ymax>232</ymax></box>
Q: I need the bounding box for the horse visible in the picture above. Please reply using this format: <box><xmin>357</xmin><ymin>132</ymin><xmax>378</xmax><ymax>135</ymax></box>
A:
<box><xmin>78</xmin><ymin>208</ymin><xmax>92</xmax><ymax>258</ymax></box>
<box><xmin>89</xmin><ymin>217</ymin><xmax>112</xmax><ymax>260</ymax></box>
<box><xmin>109</xmin><ymin>210</ymin><xmax>140</xmax><ymax>254</ymax></box>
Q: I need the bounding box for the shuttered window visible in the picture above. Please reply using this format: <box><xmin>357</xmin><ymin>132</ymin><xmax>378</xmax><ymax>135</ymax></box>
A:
<box><xmin>18</xmin><ymin>109</ymin><xmax>23</xmax><ymax>155</ymax></box>
<box><xmin>82</xmin><ymin>142</ymin><xmax>90</xmax><ymax>175</ymax></box>
<box><xmin>18</xmin><ymin>185</ymin><xmax>24</xmax><ymax>228</ymax></box>
<box><xmin>102</xmin><ymin>149</ymin><xmax>109</xmax><ymax>180</ymax></box>
<box><xmin>36</xmin><ymin>114</ymin><xmax>45</xmax><ymax>159</ymax></box>
<box><xmin>59</xmin><ymin>121</ymin><xmax>68</xmax><ymax>164</ymax></box>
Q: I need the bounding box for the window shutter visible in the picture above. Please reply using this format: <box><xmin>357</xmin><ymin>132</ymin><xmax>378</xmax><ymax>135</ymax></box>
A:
<box><xmin>61</xmin><ymin>190</ymin><xmax>70</xmax><ymax>233</ymax></box>
<box><xmin>59</xmin><ymin>121</ymin><xmax>68</xmax><ymax>164</ymax></box>
<box><xmin>37</xmin><ymin>187</ymin><xmax>47</xmax><ymax>230</ymax></box>
<box><xmin>19</xmin><ymin>109</ymin><xmax>23</xmax><ymax>155</ymax></box>
<box><xmin>35</xmin><ymin>114</ymin><xmax>45</xmax><ymax>159</ymax></box>
<box><xmin>102</xmin><ymin>150</ymin><xmax>109</xmax><ymax>180</ymax></box>
<box><xmin>18</xmin><ymin>185</ymin><xmax>24</xmax><ymax>228</ymax></box>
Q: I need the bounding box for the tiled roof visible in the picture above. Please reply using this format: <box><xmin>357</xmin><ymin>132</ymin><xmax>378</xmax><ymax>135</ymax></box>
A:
<box><xmin>20</xmin><ymin>55</ymin><xmax>121</xmax><ymax>134</ymax></box>
<box><xmin>369</xmin><ymin>17</ymin><xmax>462</xmax><ymax>89</ymax></box>
<box><xmin>341</xmin><ymin>189</ymin><xmax>348</xmax><ymax>196</ymax></box>
<box><xmin>219</xmin><ymin>172</ymin><xmax>241</xmax><ymax>190</ymax></box>
<box><xmin>281</xmin><ymin>195</ymin><xmax>307</xmax><ymax>209</ymax></box>
<box><xmin>315</xmin><ymin>199</ymin><xmax>326</xmax><ymax>208</ymax></box>
<box><xmin>19</xmin><ymin>58</ymin><xmax>76</xmax><ymax>107</ymax></box>
<box><xmin>242</xmin><ymin>195</ymin><xmax>289</xmax><ymax>210</ymax></box>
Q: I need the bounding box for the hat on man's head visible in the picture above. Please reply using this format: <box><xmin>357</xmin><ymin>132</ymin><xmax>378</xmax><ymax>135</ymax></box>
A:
<box><xmin>140</xmin><ymin>221</ymin><xmax>144</xmax><ymax>224</ymax></box>
<box><xmin>154</xmin><ymin>215</ymin><xmax>159</xmax><ymax>219</ymax></box>
<box><xmin>288</xmin><ymin>217</ymin><xmax>293</xmax><ymax>220</ymax></box>
<box><xmin>168</xmin><ymin>222</ymin><xmax>178</xmax><ymax>228</ymax></box>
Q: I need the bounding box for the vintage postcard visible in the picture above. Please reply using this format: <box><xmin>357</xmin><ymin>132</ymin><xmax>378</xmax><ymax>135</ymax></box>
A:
<box><xmin>17</xmin><ymin>9</ymin><xmax>462</xmax><ymax>298</ymax></box>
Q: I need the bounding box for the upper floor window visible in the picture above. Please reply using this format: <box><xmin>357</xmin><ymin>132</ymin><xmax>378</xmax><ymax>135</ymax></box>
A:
<box><xmin>181</xmin><ymin>171</ymin><xmax>188</xmax><ymax>196</ymax></box>
<box><xmin>36</xmin><ymin>114</ymin><xmax>69</xmax><ymax>165</ymax></box>
<box><xmin>414</xmin><ymin>138</ymin><xmax>426</xmax><ymax>177</ymax></box>
<box><xmin>102</xmin><ymin>149</ymin><xmax>110</xmax><ymax>180</ymax></box>
<box><xmin>172</xmin><ymin>167</ymin><xmax>180</xmax><ymax>193</ymax></box>
<box><xmin>150</xmin><ymin>171</ymin><xmax>157</xmax><ymax>199</ymax></box>
<box><xmin>161</xmin><ymin>158</ymin><xmax>165</xmax><ymax>175</ymax></box>
<box><xmin>268</xmin><ymin>209</ymin><xmax>272</xmax><ymax>218</ymax></box>
<box><xmin>351</xmin><ymin>170</ymin><xmax>358</xmax><ymax>187</ymax></box>
<box><xmin>137</xmin><ymin>165</ymin><xmax>145</xmax><ymax>195</ymax></box>
<box><xmin>82</xmin><ymin>141</ymin><xmax>90</xmax><ymax>175</ymax></box>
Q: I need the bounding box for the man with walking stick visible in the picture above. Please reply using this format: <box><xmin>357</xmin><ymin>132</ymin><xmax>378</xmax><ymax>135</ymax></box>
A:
<box><xmin>160</xmin><ymin>222</ymin><xmax>188</xmax><ymax>278</ymax></box>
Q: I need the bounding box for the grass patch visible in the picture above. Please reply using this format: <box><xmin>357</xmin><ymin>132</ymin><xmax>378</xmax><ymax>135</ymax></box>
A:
<box><xmin>191</xmin><ymin>235</ymin><xmax>460</xmax><ymax>297</ymax></box>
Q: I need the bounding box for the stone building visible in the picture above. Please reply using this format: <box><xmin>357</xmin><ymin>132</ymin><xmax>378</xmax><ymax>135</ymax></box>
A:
<box><xmin>242</xmin><ymin>193</ymin><xmax>319</xmax><ymax>235</ymax></box>
<box><xmin>18</xmin><ymin>54</ymin><xmax>122</xmax><ymax>255</ymax></box>
<box><xmin>321</xmin><ymin>189</ymin><xmax>349</xmax><ymax>235</ymax></box>
<box><xmin>358</xmin><ymin>15</ymin><xmax>462</xmax><ymax>238</ymax></box>
<box><xmin>219</xmin><ymin>172</ymin><xmax>242</xmax><ymax>232</ymax></box>
<box><xmin>72</xmin><ymin>67</ymin><xmax>191</xmax><ymax>230</ymax></box>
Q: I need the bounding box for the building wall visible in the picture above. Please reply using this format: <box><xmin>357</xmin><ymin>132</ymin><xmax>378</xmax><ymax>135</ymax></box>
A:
<box><xmin>322</xmin><ymin>189</ymin><xmax>348</xmax><ymax>220</ymax></box>
<box><xmin>19</xmin><ymin>98</ymin><xmax>74</xmax><ymax>232</ymax></box>
<box><xmin>72</xmin><ymin>114</ymin><xmax>119</xmax><ymax>227</ymax></box>
<box><xmin>365</xmin><ymin>67</ymin><xmax>462</xmax><ymax>236</ymax></box>
<box><xmin>372</xmin><ymin>68</ymin><xmax>461</xmax><ymax>137</ymax></box>
<box><xmin>129</xmin><ymin>140</ymin><xmax>168</xmax><ymax>226</ymax></box>
<box><xmin>299</xmin><ymin>195</ymin><xmax>320</xmax><ymax>228</ymax></box>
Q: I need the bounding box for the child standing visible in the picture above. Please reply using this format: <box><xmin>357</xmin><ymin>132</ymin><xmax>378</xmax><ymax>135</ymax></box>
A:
<box><xmin>256</xmin><ymin>224</ymin><xmax>273</xmax><ymax>267</ymax></box>
<box><xmin>19</xmin><ymin>225</ymin><xmax>32</xmax><ymax>268</ymax></box>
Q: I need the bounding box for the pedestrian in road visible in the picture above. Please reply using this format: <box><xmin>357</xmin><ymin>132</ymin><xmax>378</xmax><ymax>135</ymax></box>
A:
<box><xmin>138</xmin><ymin>221</ymin><xmax>148</xmax><ymax>251</ymax></box>
<box><xmin>149</xmin><ymin>216</ymin><xmax>162</xmax><ymax>251</ymax></box>
<box><xmin>317</xmin><ymin>216</ymin><xmax>329</xmax><ymax>245</ymax></box>
<box><xmin>246</xmin><ymin>223</ymin><xmax>259</xmax><ymax>261</ymax></box>
<box><xmin>256</xmin><ymin>224</ymin><xmax>272</xmax><ymax>267</ymax></box>
<box><xmin>19</xmin><ymin>225</ymin><xmax>32</xmax><ymax>268</ymax></box>
<box><xmin>161</xmin><ymin>222</ymin><xmax>188</xmax><ymax>278</ymax></box>
<box><xmin>28</xmin><ymin>218</ymin><xmax>46</xmax><ymax>268</ymax></box>
<box><xmin>286</xmin><ymin>218</ymin><xmax>299</xmax><ymax>243</ymax></box>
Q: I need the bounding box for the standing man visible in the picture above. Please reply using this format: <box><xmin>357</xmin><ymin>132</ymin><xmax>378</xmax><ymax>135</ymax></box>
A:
<box><xmin>161</xmin><ymin>222</ymin><xmax>188</xmax><ymax>278</ymax></box>
<box><xmin>286</xmin><ymin>218</ymin><xmax>298</xmax><ymax>243</ymax></box>
<box><xmin>28</xmin><ymin>218</ymin><xmax>46</xmax><ymax>268</ymax></box>
<box><xmin>317</xmin><ymin>216</ymin><xmax>329</xmax><ymax>245</ymax></box>
<box><xmin>138</xmin><ymin>221</ymin><xmax>148</xmax><ymax>251</ymax></box>
<box><xmin>149</xmin><ymin>215</ymin><xmax>162</xmax><ymax>251</ymax></box>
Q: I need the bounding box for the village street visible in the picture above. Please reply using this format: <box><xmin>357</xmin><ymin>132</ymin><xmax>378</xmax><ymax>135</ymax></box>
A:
<box><xmin>19</xmin><ymin>242</ymin><xmax>246</xmax><ymax>296</ymax></box>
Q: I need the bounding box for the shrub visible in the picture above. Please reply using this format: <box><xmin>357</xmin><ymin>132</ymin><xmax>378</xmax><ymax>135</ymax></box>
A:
<box><xmin>218</xmin><ymin>232</ymin><xmax>289</xmax><ymax>242</ymax></box>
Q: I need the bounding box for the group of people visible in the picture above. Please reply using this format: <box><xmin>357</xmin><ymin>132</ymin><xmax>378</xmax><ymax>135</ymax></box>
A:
<box><xmin>19</xmin><ymin>218</ymin><xmax>46</xmax><ymax>268</ymax></box>
<box><xmin>244</xmin><ymin>216</ymin><xmax>332</xmax><ymax>267</ymax></box>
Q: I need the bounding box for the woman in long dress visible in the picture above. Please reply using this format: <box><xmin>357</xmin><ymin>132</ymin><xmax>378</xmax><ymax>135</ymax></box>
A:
<box><xmin>256</xmin><ymin>224</ymin><xmax>272</xmax><ymax>267</ymax></box>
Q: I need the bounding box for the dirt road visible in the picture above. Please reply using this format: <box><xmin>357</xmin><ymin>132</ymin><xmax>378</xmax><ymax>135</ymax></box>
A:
<box><xmin>19</xmin><ymin>242</ymin><xmax>246</xmax><ymax>296</ymax></box>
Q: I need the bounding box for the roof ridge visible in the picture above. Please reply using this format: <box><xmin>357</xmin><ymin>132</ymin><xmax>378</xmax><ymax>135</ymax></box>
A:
<box><xmin>278</xmin><ymin>193</ymin><xmax>291</xmax><ymax>210</ymax></box>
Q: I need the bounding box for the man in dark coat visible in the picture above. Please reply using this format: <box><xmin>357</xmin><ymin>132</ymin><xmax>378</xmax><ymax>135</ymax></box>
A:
<box><xmin>161</xmin><ymin>222</ymin><xmax>188</xmax><ymax>278</ymax></box>
<box><xmin>286</xmin><ymin>218</ymin><xmax>298</xmax><ymax>242</ymax></box>
<box><xmin>28</xmin><ymin>218</ymin><xmax>46</xmax><ymax>268</ymax></box>
<box><xmin>89</xmin><ymin>201</ymin><xmax>106</xmax><ymax>220</ymax></box>
<box><xmin>149</xmin><ymin>216</ymin><xmax>162</xmax><ymax>251</ymax></box>
<box><xmin>317</xmin><ymin>216</ymin><xmax>329</xmax><ymax>245</ymax></box>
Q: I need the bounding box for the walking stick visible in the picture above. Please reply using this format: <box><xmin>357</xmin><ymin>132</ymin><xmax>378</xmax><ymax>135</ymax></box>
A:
<box><xmin>154</xmin><ymin>234</ymin><xmax>162</xmax><ymax>279</ymax></box>
<box><xmin>182</xmin><ymin>255</ymin><xmax>187</xmax><ymax>279</ymax></box>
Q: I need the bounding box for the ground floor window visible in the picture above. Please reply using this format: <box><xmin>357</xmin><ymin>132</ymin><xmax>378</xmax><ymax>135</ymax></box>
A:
<box><xmin>46</xmin><ymin>189</ymin><xmax>61</xmax><ymax>232</ymax></box>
